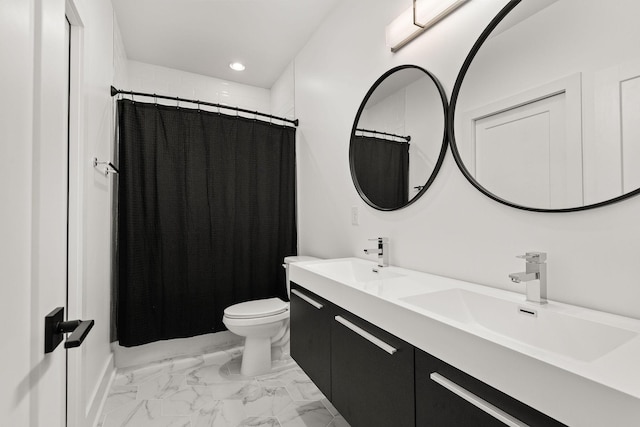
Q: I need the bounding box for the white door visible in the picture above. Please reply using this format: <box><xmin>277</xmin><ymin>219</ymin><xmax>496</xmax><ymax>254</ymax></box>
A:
<box><xmin>32</xmin><ymin>4</ymin><xmax>73</xmax><ymax>426</ymax></box>
<box><xmin>585</xmin><ymin>60</ymin><xmax>640</xmax><ymax>203</ymax></box>
<box><xmin>474</xmin><ymin>94</ymin><xmax>571</xmax><ymax>208</ymax></box>
<box><xmin>1</xmin><ymin>0</ymin><xmax>77</xmax><ymax>424</ymax></box>
<box><xmin>460</xmin><ymin>75</ymin><xmax>583</xmax><ymax>209</ymax></box>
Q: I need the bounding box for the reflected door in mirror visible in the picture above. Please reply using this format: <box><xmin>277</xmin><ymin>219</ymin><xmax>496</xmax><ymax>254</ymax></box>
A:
<box><xmin>451</xmin><ymin>0</ymin><xmax>640</xmax><ymax>211</ymax></box>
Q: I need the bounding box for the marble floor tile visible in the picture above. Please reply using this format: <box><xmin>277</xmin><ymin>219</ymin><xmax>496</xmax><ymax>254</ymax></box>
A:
<box><xmin>167</xmin><ymin>355</ymin><xmax>206</xmax><ymax>374</ymax></box>
<box><xmin>327</xmin><ymin>416</ymin><xmax>351</xmax><ymax>427</ymax></box>
<box><xmin>102</xmin><ymin>400</ymin><xmax>190</xmax><ymax>427</ymax></box>
<box><xmin>256</xmin><ymin>367</ymin><xmax>302</xmax><ymax>386</ymax></box>
<box><xmin>209</xmin><ymin>380</ymin><xmax>261</xmax><ymax>400</ymax></box>
<box><xmin>256</xmin><ymin>367</ymin><xmax>324</xmax><ymax>402</ymax></box>
<box><xmin>321</xmin><ymin>398</ymin><xmax>339</xmax><ymax>417</ymax></box>
<box><xmin>284</xmin><ymin>377</ymin><xmax>324</xmax><ymax>401</ymax></box>
<box><xmin>97</xmin><ymin>347</ymin><xmax>348</xmax><ymax>427</ymax></box>
<box><xmin>190</xmin><ymin>399</ymin><xmax>246</xmax><ymax>427</ymax></box>
<box><xmin>278</xmin><ymin>401</ymin><xmax>334</xmax><ymax>427</ymax></box>
<box><xmin>113</xmin><ymin>364</ymin><xmax>168</xmax><ymax>387</ymax></box>
<box><xmin>162</xmin><ymin>386</ymin><xmax>214</xmax><ymax>416</ymax></box>
<box><xmin>242</xmin><ymin>386</ymin><xmax>293</xmax><ymax>417</ymax></box>
<box><xmin>187</xmin><ymin>363</ymin><xmax>230</xmax><ymax>385</ymax></box>
<box><xmin>137</xmin><ymin>374</ymin><xmax>185</xmax><ymax>400</ymax></box>
<box><xmin>101</xmin><ymin>385</ymin><xmax>138</xmax><ymax>415</ymax></box>
<box><xmin>238</xmin><ymin>416</ymin><xmax>282</xmax><ymax>427</ymax></box>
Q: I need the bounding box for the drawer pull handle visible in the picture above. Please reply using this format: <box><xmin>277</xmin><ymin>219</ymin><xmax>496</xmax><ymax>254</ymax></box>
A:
<box><xmin>334</xmin><ymin>316</ymin><xmax>397</xmax><ymax>355</ymax></box>
<box><xmin>291</xmin><ymin>289</ymin><xmax>323</xmax><ymax>309</ymax></box>
<box><xmin>430</xmin><ymin>373</ymin><xmax>528</xmax><ymax>427</ymax></box>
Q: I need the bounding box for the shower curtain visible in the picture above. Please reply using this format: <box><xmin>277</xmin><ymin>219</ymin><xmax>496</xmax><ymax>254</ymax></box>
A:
<box><xmin>351</xmin><ymin>135</ymin><xmax>409</xmax><ymax>208</ymax></box>
<box><xmin>116</xmin><ymin>99</ymin><xmax>297</xmax><ymax>347</ymax></box>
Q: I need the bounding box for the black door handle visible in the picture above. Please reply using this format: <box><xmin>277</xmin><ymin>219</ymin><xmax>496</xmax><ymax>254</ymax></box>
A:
<box><xmin>44</xmin><ymin>307</ymin><xmax>95</xmax><ymax>353</ymax></box>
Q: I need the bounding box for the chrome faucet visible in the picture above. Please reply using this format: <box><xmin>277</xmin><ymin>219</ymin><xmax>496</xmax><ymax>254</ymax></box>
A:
<box><xmin>509</xmin><ymin>252</ymin><xmax>547</xmax><ymax>305</ymax></box>
<box><xmin>364</xmin><ymin>237</ymin><xmax>389</xmax><ymax>267</ymax></box>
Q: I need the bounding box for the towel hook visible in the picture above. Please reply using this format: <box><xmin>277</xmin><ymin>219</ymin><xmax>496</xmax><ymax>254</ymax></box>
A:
<box><xmin>92</xmin><ymin>157</ymin><xmax>119</xmax><ymax>176</ymax></box>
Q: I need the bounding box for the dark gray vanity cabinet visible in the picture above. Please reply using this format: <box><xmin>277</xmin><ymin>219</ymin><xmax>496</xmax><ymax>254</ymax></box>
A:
<box><xmin>415</xmin><ymin>349</ymin><xmax>566</xmax><ymax>427</ymax></box>
<box><xmin>290</xmin><ymin>282</ymin><xmax>564</xmax><ymax>426</ymax></box>
<box><xmin>289</xmin><ymin>283</ymin><xmax>332</xmax><ymax>400</ymax></box>
<box><xmin>331</xmin><ymin>306</ymin><xmax>415</xmax><ymax>427</ymax></box>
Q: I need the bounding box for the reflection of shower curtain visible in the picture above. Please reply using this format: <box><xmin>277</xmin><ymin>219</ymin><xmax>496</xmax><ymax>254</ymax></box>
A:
<box><xmin>352</xmin><ymin>135</ymin><xmax>409</xmax><ymax>208</ymax></box>
<box><xmin>115</xmin><ymin>99</ymin><xmax>297</xmax><ymax>347</ymax></box>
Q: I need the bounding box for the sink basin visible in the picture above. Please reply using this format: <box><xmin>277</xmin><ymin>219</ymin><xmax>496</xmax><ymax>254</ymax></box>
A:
<box><xmin>401</xmin><ymin>289</ymin><xmax>638</xmax><ymax>362</ymax></box>
<box><xmin>306</xmin><ymin>258</ymin><xmax>404</xmax><ymax>284</ymax></box>
<box><xmin>303</xmin><ymin>259</ymin><xmax>438</xmax><ymax>299</ymax></box>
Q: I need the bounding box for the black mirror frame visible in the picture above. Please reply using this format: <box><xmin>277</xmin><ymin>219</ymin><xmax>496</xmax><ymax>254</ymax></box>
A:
<box><xmin>448</xmin><ymin>0</ymin><xmax>640</xmax><ymax>212</ymax></box>
<box><xmin>350</xmin><ymin>64</ymin><xmax>449</xmax><ymax>211</ymax></box>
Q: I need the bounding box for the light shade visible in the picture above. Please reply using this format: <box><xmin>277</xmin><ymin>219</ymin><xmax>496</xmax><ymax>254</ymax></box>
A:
<box><xmin>386</xmin><ymin>0</ymin><xmax>469</xmax><ymax>52</ymax></box>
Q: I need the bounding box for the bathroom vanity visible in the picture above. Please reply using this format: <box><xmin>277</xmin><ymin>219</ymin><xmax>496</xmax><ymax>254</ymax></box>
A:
<box><xmin>289</xmin><ymin>258</ymin><xmax>640</xmax><ymax>426</ymax></box>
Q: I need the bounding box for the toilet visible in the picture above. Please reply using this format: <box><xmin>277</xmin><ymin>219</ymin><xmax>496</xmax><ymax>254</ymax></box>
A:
<box><xmin>223</xmin><ymin>255</ymin><xmax>319</xmax><ymax>376</ymax></box>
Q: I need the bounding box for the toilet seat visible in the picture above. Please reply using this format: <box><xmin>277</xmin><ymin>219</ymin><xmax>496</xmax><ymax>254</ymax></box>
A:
<box><xmin>224</xmin><ymin>297</ymin><xmax>288</xmax><ymax>319</ymax></box>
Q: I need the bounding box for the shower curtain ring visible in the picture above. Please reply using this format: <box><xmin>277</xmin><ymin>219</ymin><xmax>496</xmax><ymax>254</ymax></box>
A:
<box><xmin>197</xmin><ymin>100</ymin><xmax>201</xmax><ymax>112</ymax></box>
<box><xmin>153</xmin><ymin>93</ymin><xmax>157</xmax><ymax>105</ymax></box>
<box><xmin>176</xmin><ymin>96</ymin><xmax>180</xmax><ymax>109</ymax></box>
<box><xmin>130</xmin><ymin>90</ymin><xmax>134</xmax><ymax>102</ymax></box>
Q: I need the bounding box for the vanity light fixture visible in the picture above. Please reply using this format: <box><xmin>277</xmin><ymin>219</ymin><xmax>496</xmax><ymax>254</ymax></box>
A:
<box><xmin>229</xmin><ymin>62</ymin><xmax>246</xmax><ymax>71</ymax></box>
<box><xmin>386</xmin><ymin>0</ymin><xmax>469</xmax><ymax>52</ymax></box>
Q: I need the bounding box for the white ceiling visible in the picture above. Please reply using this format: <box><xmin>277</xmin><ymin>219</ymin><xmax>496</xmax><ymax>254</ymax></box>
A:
<box><xmin>111</xmin><ymin>0</ymin><xmax>344</xmax><ymax>89</ymax></box>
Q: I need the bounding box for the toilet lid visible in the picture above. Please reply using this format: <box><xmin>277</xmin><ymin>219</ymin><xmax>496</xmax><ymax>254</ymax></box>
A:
<box><xmin>224</xmin><ymin>298</ymin><xmax>288</xmax><ymax>319</ymax></box>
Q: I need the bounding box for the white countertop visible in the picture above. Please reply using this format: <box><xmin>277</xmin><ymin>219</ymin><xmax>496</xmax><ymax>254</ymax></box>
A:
<box><xmin>290</xmin><ymin>257</ymin><xmax>640</xmax><ymax>426</ymax></box>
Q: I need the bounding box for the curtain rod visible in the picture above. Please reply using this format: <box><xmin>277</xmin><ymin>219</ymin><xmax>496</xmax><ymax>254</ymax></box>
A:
<box><xmin>355</xmin><ymin>128</ymin><xmax>411</xmax><ymax>142</ymax></box>
<box><xmin>110</xmin><ymin>86</ymin><xmax>299</xmax><ymax>127</ymax></box>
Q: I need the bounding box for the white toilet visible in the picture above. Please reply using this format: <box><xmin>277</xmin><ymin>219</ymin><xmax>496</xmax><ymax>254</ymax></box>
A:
<box><xmin>223</xmin><ymin>255</ymin><xmax>319</xmax><ymax>376</ymax></box>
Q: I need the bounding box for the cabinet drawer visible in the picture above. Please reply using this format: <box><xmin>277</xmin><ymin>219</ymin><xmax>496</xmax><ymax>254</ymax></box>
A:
<box><xmin>416</xmin><ymin>349</ymin><xmax>565</xmax><ymax>427</ymax></box>
<box><xmin>289</xmin><ymin>283</ymin><xmax>332</xmax><ymax>399</ymax></box>
<box><xmin>331</xmin><ymin>307</ymin><xmax>415</xmax><ymax>427</ymax></box>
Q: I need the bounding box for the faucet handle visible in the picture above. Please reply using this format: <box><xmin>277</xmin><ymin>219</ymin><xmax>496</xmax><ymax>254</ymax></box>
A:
<box><xmin>368</xmin><ymin>237</ymin><xmax>389</xmax><ymax>243</ymax></box>
<box><xmin>516</xmin><ymin>252</ymin><xmax>547</xmax><ymax>263</ymax></box>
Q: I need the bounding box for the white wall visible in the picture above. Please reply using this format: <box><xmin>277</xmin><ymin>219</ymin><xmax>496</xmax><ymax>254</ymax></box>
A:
<box><xmin>66</xmin><ymin>1</ymin><xmax>128</xmax><ymax>425</ymax></box>
<box><xmin>293</xmin><ymin>0</ymin><xmax>640</xmax><ymax>320</ymax></box>
<box><xmin>271</xmin><ymin>61</ymin><xmax>296</xmax><ymax>120</ymax></box>
<box><xmin>126</xmin><ymin>60</ymin><xmax>270</xmax><ymax>114</ymax></box>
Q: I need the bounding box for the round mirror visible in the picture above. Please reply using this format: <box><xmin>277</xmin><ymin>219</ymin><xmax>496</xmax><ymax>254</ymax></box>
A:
<box><xmin>450</xmin><ymin>0</ymin><xmax>640</xmax><ymax>212</ymax></box>
<box><xmin>350</xmin><ymin>65</ymin><xmax>448</xmax><ymax>210</ymax></box>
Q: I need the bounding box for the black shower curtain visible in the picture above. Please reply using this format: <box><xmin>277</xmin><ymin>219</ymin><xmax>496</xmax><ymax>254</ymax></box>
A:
<box><xmin>351</xmin><ymin>135</ymin><xmax>409</xmax><ymax>208</ymax></box>
<box><xmin>116</xmin><ymin>99</ymin><xmax>297</xmax><ymax>347</ymax></box>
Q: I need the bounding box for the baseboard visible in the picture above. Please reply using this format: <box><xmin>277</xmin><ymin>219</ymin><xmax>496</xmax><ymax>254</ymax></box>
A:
<box><xmin>112</xmin><ymin>331</ymin><xmax>243</xmax><ymax>369</ymax></box>
<box><xmin>87</xmin><ymin>353</ymin><xmax>115</xmax><ymax>427</ymax></box>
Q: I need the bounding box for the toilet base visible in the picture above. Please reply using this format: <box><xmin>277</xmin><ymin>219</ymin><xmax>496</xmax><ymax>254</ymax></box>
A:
<box><xmin>241</xmin><ymin>336</ymin><xmax>272</xmax><ymax>376</ymax></box>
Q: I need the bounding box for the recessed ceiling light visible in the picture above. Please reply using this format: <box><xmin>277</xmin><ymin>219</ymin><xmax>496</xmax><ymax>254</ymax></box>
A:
<box><xmin>229</xmin><ymin>62</ymin><xmax>246</xmax><ymax>71</ymax></box>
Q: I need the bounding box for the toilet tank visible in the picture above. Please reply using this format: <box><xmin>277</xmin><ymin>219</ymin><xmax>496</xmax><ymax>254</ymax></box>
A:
<box><xmin>283</xmin><ymin>256</ymin><xmax>320</xmax><ymax>296</ymax></box>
